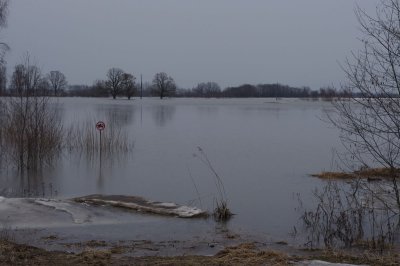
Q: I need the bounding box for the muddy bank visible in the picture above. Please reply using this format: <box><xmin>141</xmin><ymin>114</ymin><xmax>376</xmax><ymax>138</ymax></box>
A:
<box><xmin>311</xmin><ymin>167</ymin><xmax>400</xmax><ymax>181</ymax></box>
<box><xmin>0</xmin><ymin>240</ymin><xmax>290</xmax><ymax>265</ymax></box>
<box><xmin>1</xmin><ymin>239</ymin><xmax>399</xmax><ymax>265</ymax></box>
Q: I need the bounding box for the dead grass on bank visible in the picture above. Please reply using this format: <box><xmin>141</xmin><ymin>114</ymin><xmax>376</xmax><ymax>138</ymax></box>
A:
<box><xmin>0</xmin><ymin>240</ymin><xmax>291</xmax><ymax>266</ymax></box>
<box><xmin>1</xmin><ymin>239</ymin><xmax>400</xmax><ymax>266</ymax></box>
<box><xmin>312</xmin><ymin>249</ymin><xmax>400</xmax><ymax>266</ymax></box>
<box><xmin>311</xmin><ymin>167</ymin><xmax>400</xmax><ymax>180</ymax></box>
<box><xmin>138</xmin><ymin>243</ymin><xmax>290</xmax><ymax>266</ymax></box>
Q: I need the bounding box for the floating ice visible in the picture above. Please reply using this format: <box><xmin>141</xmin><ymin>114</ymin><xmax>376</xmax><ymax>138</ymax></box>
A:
<box><xmin>74</xmin><ymin>195</ymin><xmax>208</xmax><ymax>218</ymax></box>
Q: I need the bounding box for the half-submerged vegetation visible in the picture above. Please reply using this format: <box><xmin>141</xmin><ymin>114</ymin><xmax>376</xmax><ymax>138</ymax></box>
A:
<box><xmin>65</xmin><ymin>120</ymin><xmax>133</xmax><ymax>156</ymax></box>
<box><xmin>194</xmin><ymin>146</ymin><xmax>233</xmax><ymax>222</ymax></box>
<box><xmin>299</xmin><ymin>180</ymin><xmax>400</xmax><ymax>252</ymax></box>
<box><xmin>312</xmin><ymin>167</ymin><xmax>400</xmax><ymax>181</ymax></box>
<box><xmin>0</xmin><ymin>55</ymin><xmax>63</xmax><ymax>171</ymax></box>
<box><xmin>0</xmin><ymin>57</ymin><xmax>134</xmax><ymax>172</ymax></box>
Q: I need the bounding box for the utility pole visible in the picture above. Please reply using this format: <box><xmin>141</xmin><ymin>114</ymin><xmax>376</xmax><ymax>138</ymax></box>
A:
<box><xmin>140</xmin><ymin>74</ymin><xmax>143</xmax><ymax>99</ymax></box>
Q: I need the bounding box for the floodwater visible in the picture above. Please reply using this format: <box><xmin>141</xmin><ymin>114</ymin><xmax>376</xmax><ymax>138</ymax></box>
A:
<box><xmin>0</xmin><ymin>97</ymin><xmax>342</xmax><ymax>247</ymax></box>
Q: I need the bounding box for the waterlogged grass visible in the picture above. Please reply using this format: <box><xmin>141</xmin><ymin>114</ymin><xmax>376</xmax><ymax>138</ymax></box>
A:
<box><xmin>214</xmin><ymin>200</ymin><xmax>233</xmax><ymax>222</ymax></box>
<box><xmin>194</xmin><ymin>146</ymin><xmax>233</xmax><ymax>222</ymax></box>
<box><xmin>311</xmin><ymin>167</ymin><xmax>400</xmax><ymax>180</ymax></box>
<box><xmin>64</xmin><ymin>121</ymin><xmax>133</xmax><ymax>155</ymax></box>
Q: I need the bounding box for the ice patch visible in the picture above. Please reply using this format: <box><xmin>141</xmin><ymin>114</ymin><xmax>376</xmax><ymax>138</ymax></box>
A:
<box><xmin>154</xmin><ymin>202</ymin><xmax>177</xmax><ymax>208</ymax></box>
<box><xmin>174</xmin><ymin>206</ymin><xmax>205</xmax><ymax>218</ymax></box>
<box><xmin>34</xmin><ymin>199</ymin><xmax>91</xmax><ymax>224</ymax></box>
<box><xmin>74</xmin><ymin>195</ymin><xmax>208</xmax><ymax>218</ymax></box>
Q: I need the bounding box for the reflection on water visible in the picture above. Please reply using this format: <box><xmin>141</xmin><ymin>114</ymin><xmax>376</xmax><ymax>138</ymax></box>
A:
<box><xmin>0</xmin><ymin>168</ymin><xmax>57</xmax><ymax>198</ymax></box>
<box><xmin>151</xmin><ymin>103</ymin><xmax>176</xmax><ymax>127</ymax></box>
<box><xmin>0</xmin><ymin>97</ymin><xmax>341</xmax><ymax>240</ymax></box>
<box><xmin>96</xmin><ymin>104</ymin><xmax>136</xmax><ymax>128</ymax></box>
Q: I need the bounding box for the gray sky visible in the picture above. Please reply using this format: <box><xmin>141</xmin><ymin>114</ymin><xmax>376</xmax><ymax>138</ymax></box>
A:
<box><xmin>2</xmin><ymin>0</ymin><xmax>378</xmax><ymax>90</ymax></box>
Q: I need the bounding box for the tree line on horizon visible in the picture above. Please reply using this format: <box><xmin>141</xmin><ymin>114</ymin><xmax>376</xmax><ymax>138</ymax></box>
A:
<box><xmin>0</xmin><ymin>63</ymin><xmax>353</xmax><ymax>99</ymax></box>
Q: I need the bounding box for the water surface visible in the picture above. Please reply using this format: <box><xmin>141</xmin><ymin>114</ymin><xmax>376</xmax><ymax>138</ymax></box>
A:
<box><xmin>0</xmin><ymin>97</ymin><xmax>341</xmax><ymax>243</ymax></box>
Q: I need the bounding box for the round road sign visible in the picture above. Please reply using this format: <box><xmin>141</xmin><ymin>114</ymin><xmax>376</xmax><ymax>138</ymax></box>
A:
<box><xmin>96</xmin><ymin>121</ymin><xmax>105</xmax><ymax>131</ymax></box>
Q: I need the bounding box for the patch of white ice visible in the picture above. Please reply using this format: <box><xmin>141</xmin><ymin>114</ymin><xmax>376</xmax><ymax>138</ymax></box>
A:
<box><xmin>35</xmin><ymin>199</ymin><xmax>91</xmax><ymax>224</ymax></box>
<box><xmin>174</xmin><ymin>206</ymin><xmax>205</xmax><ymax>218</ymax></box>
<box><xmin>154</xmin><ymin>202</ymin><xmax>177</xmax><ymax>208</ymax></box>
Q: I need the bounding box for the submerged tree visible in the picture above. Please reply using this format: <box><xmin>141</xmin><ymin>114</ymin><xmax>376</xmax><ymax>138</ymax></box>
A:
<box><xmin>0</xmin><ymin>0</ymin><xmax>8</xmax><ymax>65</ymax></box>
<box><xmin>0</xmin><ymin>65</ymin><xmax>6</xmax><ymax>95</ymax></box>
<box><xmin>331</xmin><ymin>0</ymin><xmax>400</xmax><ymax>216</ymax></box>
<box><xmin>0</xmin><ymin>0</ymin><xmax>8</xmax><ymax>97</ymax></box>
<box><xmin>4</xmin><ymin>54</ymin><xmax>62</xmax><ymax>170</ymax></box>
<box><xmin>193</xmin><ymin>82</ymin><xmax>221</xmax><ymax>98</ymax></box>
<box><xmin>152</xmin><ymin>72</ymin><xmax>176</xmax><ymax>99</ymax></box>
<box><xmin>122</xmin><ymin>72</ymin><xmax>136</xmax><ymax>100</ymax></box>
<box><xmin>106</xmin><ymin>68</ymin><xmax>124</xmax><ymax>99</ymax></box>
<box><xmin>47</xmin><ymin>70</ymin><xmax>67</xmax><ymax>96</ymax></box>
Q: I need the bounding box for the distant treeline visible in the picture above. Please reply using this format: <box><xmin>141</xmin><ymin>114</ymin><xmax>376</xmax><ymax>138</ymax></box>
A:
<box><xmin>0</xmin><ymin>63</ymin><xmax>352</xmax><ymax>99</ymax></box>
<box><xmin>63</xmin><ymin>83</ymin><xmax>352</xmax><ymax>98</ymax></box>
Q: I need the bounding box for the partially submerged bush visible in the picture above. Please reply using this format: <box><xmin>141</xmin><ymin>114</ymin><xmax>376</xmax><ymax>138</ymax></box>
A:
<box><xmin>300</xmin><ymin>180</ymin><xmax>399</xmax><ymax>251</ymax></box>
<box><xmin>214</xmin><ymin>200</ymin><xmax>233</xmax><ymax>222</ymax></box>
<box><xmin>2</xmin><ymin>96</ymin><xmax>63</xmax><ymax>170</ymax></box>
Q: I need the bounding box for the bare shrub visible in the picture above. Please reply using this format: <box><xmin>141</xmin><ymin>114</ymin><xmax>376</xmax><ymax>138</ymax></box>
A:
<box><xmin>300</xmin><ymin>180</ymin><xmax>399</xmax><ymax>252</ymax></box>
<box><xmin>3</xmin><ymin>56</ymin><xmax>63</xmax><ymax>170</ymax></box>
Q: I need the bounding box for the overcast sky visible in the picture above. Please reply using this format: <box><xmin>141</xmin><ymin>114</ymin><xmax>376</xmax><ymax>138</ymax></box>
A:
<box><xmin>2</xmin><ymin>0</ymin><xmax>378</xmax><ymax>90</ymax></box>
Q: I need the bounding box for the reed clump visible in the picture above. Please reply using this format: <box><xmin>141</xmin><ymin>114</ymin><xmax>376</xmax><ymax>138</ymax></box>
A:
<box><xmin>194</xmin><ymin>146</ymin><xmax>233</xmax><ymax>222</ymax></box>
<box><xmin>65</xmin><ymin>120</ymin><xmax>133</xmax><ymax>155</ymax></box>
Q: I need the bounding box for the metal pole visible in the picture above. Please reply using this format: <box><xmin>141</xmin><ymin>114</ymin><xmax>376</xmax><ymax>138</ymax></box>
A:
<box><xmin>99</xmin><ymin>130</ymin><xmax>102</xmax><ymax>159</ymax></box>
<box><xmin>140</xmin><ymin>74</ymin><xmax>143</xmax><ymax>99</ymax></box>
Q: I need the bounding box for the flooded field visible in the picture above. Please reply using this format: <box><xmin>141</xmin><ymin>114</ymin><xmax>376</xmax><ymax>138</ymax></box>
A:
<box><xmin>0</xmin><ymin>97</ymin><xmax>342</xmax><ymax>247</ymax></box>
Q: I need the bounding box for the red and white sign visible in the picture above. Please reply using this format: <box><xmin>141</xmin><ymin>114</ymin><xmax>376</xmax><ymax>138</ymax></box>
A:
<box><xmin>96</xmin><ymin>121</ymin><xmax>105</xmax><ymax>131</ymax></box>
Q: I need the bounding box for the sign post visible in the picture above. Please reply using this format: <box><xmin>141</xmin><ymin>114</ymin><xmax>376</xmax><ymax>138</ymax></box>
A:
<box><xmin>96</xmin><ymin>121</ymin><xmax>106</xmax><ymax>150</ymax></box>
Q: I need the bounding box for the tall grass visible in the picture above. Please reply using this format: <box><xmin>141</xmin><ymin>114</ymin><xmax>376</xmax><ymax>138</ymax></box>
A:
<box><xmin>194</xmin><ymin>146</ymin><xmax>232</xmax><ymax>221</ymax></box>
<box><xmin>65</xmin><ymin>120</ymin><xmax>133</xmax><ymax>156</ymax></box>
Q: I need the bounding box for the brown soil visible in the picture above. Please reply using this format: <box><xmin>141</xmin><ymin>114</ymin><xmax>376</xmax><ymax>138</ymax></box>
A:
<box><xmin>311</xmin><ymin>167</ymin><xmax>400</xmax><ymax>180</ymax></box>
<box><xmin>0</xmin><ymin>240</ymin><xmax>291</xmax><ymax>266</ymax></box>
<box><xmin>1</xmin><ymin>240</ymin><xmax>398</xmax><ymax>265</ymax></box>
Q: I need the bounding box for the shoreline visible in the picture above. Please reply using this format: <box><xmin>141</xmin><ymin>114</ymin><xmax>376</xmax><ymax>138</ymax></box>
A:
<box><xmin>1</xmin><ymin>237</ymin><xmax>399</xmax><ymax>265</ymax></box>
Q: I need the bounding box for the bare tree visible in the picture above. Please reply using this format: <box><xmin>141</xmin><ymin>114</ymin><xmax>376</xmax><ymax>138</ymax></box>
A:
<box><xmin>0</xmin><ymin>0</ymin><xmax>8</xmax><ymax>65</ymax></box>
<box><xmin>92</xmin><ymin>79</ymin><xmax>109</xmax><ymax>97</ymax></box>
<box><xmin>122</xmin><ymin>73</ymin><xmax>136</xmax><ymax>100</ymax></box>
<box><xmin>106</xmin><ymin>68</ymin><xmax>124</xmax><ymax>99</ymax></box>
<box><xmin>331</xmin><ymin>0</ymin><xmax>400</xmax><ymax>215</ymax></box>
<box><xmin>5</xmin><ymin>54</ymin><xmax>62</xmax><ymax>170</ymax></box>
<box><xmin>0</xmin><ymin>0</ymin><xmax>8</xmax><ymax>28</ymax></box>
<box><xmin>0</xmin><ymin>64</ymin><xmax>6</xmax><ymax>95</ymax></box>
<box><xmin>193</xmin><ymin>82</ymin><xmax>221</xmax><ymax>97</ymax></box>
<box><xmin>47</xmin><ymin>70</ymin><xmax>67</xmax><ymax>96</ymax></box>
<box><xmin>152</xmin><ymin>72</ymin><xmax>176</xmax><ymax>99</ymax></box>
